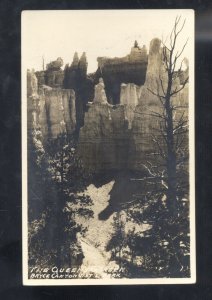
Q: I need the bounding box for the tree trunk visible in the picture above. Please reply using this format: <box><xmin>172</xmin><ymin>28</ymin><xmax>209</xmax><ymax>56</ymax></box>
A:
<box><xmin>165</xmin><ymin>86</ymin><xmax>177</xmax><ymax>214</ymax></box>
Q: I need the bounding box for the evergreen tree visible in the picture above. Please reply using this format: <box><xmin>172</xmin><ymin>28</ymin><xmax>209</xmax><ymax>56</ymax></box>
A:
<box><xmin>28</xmin><ymin>130</ymin><xmax>93</xmax><ymax>270</ymax></box>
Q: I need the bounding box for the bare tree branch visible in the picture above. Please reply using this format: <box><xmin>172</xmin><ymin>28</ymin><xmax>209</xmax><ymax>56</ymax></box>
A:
<box><xmin>159</xmin><ymin>74</ymin><xmax>166</xmax><ymax>96</ymax></box>
<box><xmin>172</xmin><ymin>105</ymin><xmax>188</xmax><ymax>110</ymax></box>
<box><xmin>151</xmin><ymin>134</ymin><xmax>166</xmax><ymax>158</ymax></box>
<box><xmin>176</xmin><ymin>38</ymin><xmax>189</xmax><ymax>61</ymax></box>
<box><xmin>162</xmin><ymin>46</ymin><xmax>170</xmax><ymax>71</ymax></box>
<box><xmin>147</xmin><ymin>87</ymin><xmax>165</xmax><ymax>100</ymax></box>
<box><xmin>170</xmin><ymin>77</ymin><xmax>189</xmax><ymax>97</ymax></box>
<box><xmin>148</xmin><ymin>109</ymin><xmax>167</xmax><ymax>121</ymax></box>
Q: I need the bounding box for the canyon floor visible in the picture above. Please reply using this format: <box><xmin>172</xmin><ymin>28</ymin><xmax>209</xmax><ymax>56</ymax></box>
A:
<box><xmin>76</xmin><ymin>180</ymin><xmax>150</xmax><ymax>279</ymax></box>
<box><xmin>76</xmin><ymin>181</ymin><xmax>118</xmax><ymax>278</ymax></box>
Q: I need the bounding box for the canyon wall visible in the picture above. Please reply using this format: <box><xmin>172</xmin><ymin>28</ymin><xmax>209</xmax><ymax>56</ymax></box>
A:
<box><xmin>38</xmin><ymin>86</ymin><xmax>76</xmax><ymax>139</ymax></box>
<box><xmin>78</xmin><ymin>78</ymin><xmax>142</xmax><ymax>171</ymax></box>
<box><xmin>35</xmin><ymin>54</ymin><xmax>92</xmax><ymax>133</ymax></box>
<box><xmin>36</xmin><ymin>57</ymin><xmax>65</xmax><ymax>89</ymax></box>
<box><xmin>63</xmin><ymin>52</ymin><xmax>94</xmax><ymax>131</ymax></box>
<box><xmin>27</xmin><ymin>70</ymin><xmax>76</xmax><ymax>141</ymax></box>
<box><xmin>129</xmin><ymin>38</ymin><xmax>188</xmax><ymax>170</ymax></box>
<box><xmin>27</xmin><ymin>38</ymin><xmax>188</xmax><ymax>172</ymax></box>
<box><xmin>78</xmin><ymin>38</ymin><xmax>189</xmax><ymax>172</ymax></box>
<box><xmin>95</xmin><ymin>42</ymin><xmax>148</xmax><ymax>104</ymax></box>
<box><xmin>27</xmin><ymin>70</ymin><xmax>40</xmax><ymax>135</ymax></box>
<box><xmin>78</xmin><ymin>101</ymin><xmax>130</xmax><ymax>171</ymax></box>
<box><xmin>33</xmin><ymin>42</ymin><xmax>148</xmax><ymax>133</ymax></box>
<box><xmin>120</xmin><ymin>83</ymin><xmax>140</xmax><ymax>129</ymax></box>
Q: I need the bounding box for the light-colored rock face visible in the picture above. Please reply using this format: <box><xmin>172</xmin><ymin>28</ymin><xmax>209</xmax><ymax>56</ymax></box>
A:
<box><xmin>93</xmin><ymin>78</ymin><xmax>108</xmax><ymax>104</ymax></box>
<box><xmin>27</xmin><ymin>70</ymin><xmax>40</xmax><ymax>132</ymax></box>
<box><xmin>38</xmin><ymin>87</ymin><xmax>76</xmax><ymax>139</ymax></box>
<box><xmin>78</xmin><ymin>77</ymin><xmax>142</xmax><ymax>171</ymax></box>
<box><xmin>140</xmin><ymin>38</ymin><xmax>166</xmax><ymax>97</ymax></box>
<box><xmin>78</xmin><ymin>102</ymin><xmax>130</xmax><ymax>171</ymax></box>
<box><xmin>129</xmin><ymin>38</ymin><xmax>188</xmax><ymax>170</ymax></box>
<box><xmin>27</xmin><ymin>70</ymin><xmax>76</xmax><ymax>141</ymax></box>
<box><xmin>120</xmin><ymin>83</ymin><xmax>139</xmax><ymax>107</ymax></box>
<box><xmin>78</xmin><ymin>38</ymin><xmax>189</xmax><ymax>172</ymax></box>
<box><xmin>28</xmin><ymin>37</ymin><xmax>189</xmax><ymax>171</ymax></box>
<box><xmin>27</xmin><ymin>69</ymin><xmax>38</xmax><ymax>98</ymax></box>
<box><xmin>37</xmin><ymin>88</ymin><xmax>48</xmax><ymax>140</ymax></box>
<box><xmin>120</xmin><ymin>83</ymin><xmax>140</xmax><ymax>129</ymax></box>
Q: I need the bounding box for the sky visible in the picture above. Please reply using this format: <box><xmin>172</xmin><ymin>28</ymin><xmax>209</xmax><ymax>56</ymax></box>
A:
<box><xmin>22</xmin><ymin>10</ymin><xmax>194</xmax><ymax>73</ymax></box>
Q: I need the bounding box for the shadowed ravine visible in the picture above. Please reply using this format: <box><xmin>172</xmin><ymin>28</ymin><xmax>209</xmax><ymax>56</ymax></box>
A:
<box><xmin>98</xmin><ymin>171</ymin><xmax>145</xmax><ymax>220</ymax></box>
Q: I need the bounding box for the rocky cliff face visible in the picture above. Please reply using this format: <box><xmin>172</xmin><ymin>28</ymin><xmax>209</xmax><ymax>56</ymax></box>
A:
<box><xmin>38</xmin><ymin>86</ymin><xmax>76</xmax><ymax>139</ymax></box>
<box><xmin>120</xmin><ymin>83</ymin><xmax>140</xmax><ymax>129</ymax></box>
<box><xmin>28</xmin><ymin>38</ymin><xmax>188</xmax><ymax>172</ymax></box>
<box><xmin>33</xmin><ymin>43</ymin><xmax>149</xmax><ymax>134</ymax></box>
<box><xmin>27</xmin><ymin>70</ymin><xmax>76</xmax><ymax>141</ymax></box>
<box><xmin>95</xmin><ymin>42</ymin><xmax>148</xmax><ymax>104</ymax></box>
<box><xmin>63</xmin><ymin>52</ymin><xmax>94</xmax><ymax>132</ymax></box>
<box><xmin>36</xmin><ymin>57</ymin><xmax>65</xmax><ymax>89</ymax></box>
<box><xmin>78</xmin><ymin>102</ymin><xmax>130</xmax><ymax>171</ymax></box>
<box><xmin>78</xmin><ymin>79</ymin><xmax>131</xmax><ymax>171</ymax></box>
<box><xmin>129</xmin><ymin>38</ymin><xmax>188</xmax><ymax>170</ymax></box>
<box><xmin>27</xmin><ymin>70</ymin><xmax>40</xmax><ymax>136</ymax></box>
<box><xmin>78</xmin><ymin>38</ymin><xmax>189</xmax><ymax>172</ymax></box>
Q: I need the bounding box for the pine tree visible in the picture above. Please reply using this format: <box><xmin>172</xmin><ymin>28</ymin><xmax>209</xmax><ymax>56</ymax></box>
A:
<box><xmin>28</xmin><ymin>131</ymin><xmax>94</xmax><ymax>270</ymax></box>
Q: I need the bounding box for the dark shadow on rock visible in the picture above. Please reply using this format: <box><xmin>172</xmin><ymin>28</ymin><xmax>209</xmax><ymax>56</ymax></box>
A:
<box><xmin>98</xmin><ymin>170</ymin><xmax>146</xmax><ymax>220</ymax></box>
<box><xmin>98</xmin><ymin>204</ymin><xmax>114</xmax><ymax>221</ymax></box>
<box><xmin>92</xmin><ymin>170</ymin><xmax>120</xmax><ymax>188</ymax></box>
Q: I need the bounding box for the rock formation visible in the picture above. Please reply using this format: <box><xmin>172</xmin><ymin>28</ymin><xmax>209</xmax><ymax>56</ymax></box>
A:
<box><xmin>27</xmin><ymin>69</ymin><xmax>40</xmax><ymax>133</ymax></box>
<box><xmin>36</xmin><ymin>57</ymin><xmax>65</xmax><ymax>89</ymax></box>
<box><xmin>78</xmin><ymin>38</ymin><xmax>189</xmax><ymax>172</ymax></box>
<box><xmin>129</xmin><ymin>38</ymin><xmax>188</xmax><ymax>170</ymax></box>
<box><xmin>63</xmin><ymin>52</ymin><xmax>94</xmax><ymax>132</ymax></box>
<box><xmin>93</xmin><ymin>78</ymin><xmax>108</xmax><ymax>104</ymax></box>
<box><xmin>38</xmin><ymin>86</ymin><xmax>76</xmax><ymax>139</ymax></box>
<box><xmin>78</xmin><ymin>78</ymin><xmax>130</xmax><ymax>171</ymax></box>
<box><xmin>46</xmin><ymin>57</ymin><xmax>63</xmax><ymax>70</ymax></box>
<box><xmin>34</xmin><ymin>43</ymin><xmax>148</xmax><ymax>133</ymax></box>
<box><xmin>95</xmin><ymin>41</ymin><xmax>148</xmax><ymax>104</ymax></box>
<box><xmin>120</xmin><ymin>83</ymin><xmax>140</xmax><ymax>129</ymax></box>
<box><xmin>27</xmin><ymin>38</ymin><xmax>188</xmax><ymax>172</ymax></box>
<box><xmin>27</xmin><ymin>69</ymin><xmax>76</xmax><ymax>142</ymax></box>
<box><xmin>35</xmin><ymin>71</ymin><xmax>45</xmax><ymax>86</ymax></box>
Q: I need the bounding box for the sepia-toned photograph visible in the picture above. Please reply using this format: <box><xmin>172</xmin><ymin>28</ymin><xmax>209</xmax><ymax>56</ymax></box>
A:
<box><xmin>22</xmin><ymin>9</ymin><xmax>195</xmax><ymax>285</ymax></box>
